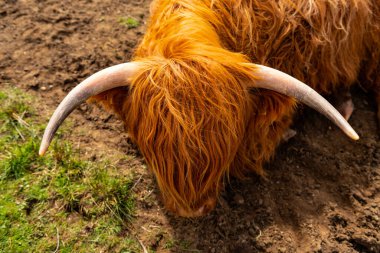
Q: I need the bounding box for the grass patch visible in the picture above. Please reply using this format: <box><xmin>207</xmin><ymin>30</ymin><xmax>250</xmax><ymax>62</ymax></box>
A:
<box><xmin>2</xmin><ymin>138</ymin><xmax>40</xmax><ymax>179</ymax></box>
<box><xmin>118</xmin><ymin>16</ymin><xmax>140</xmax><ymax>29</ymax></box>
<box><xmin>0</xmin><ymin>86</ymin><xmax>140</xmax><ymax>252</ymax></box>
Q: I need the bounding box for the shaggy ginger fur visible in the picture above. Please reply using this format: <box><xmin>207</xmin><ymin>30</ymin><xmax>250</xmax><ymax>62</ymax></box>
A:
<box><xmin>92</xmin><ymin>0</ymin><xmax>380</xmax><ymax>217</ymax></box>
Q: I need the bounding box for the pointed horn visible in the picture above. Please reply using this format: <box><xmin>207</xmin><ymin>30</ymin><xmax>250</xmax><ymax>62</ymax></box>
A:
<box><xmin>253</xmin><ymin>64</ymin><xmax>359</xmax><ymax>140</ymax></box>
<box><xmin>39</xmin><ymin>62</ymin><xmax>140</xmax><ymax>156</ymax></box>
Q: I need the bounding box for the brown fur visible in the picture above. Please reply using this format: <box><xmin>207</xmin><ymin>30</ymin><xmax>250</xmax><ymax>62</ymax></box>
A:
<box><xmin>92</xmin><ymin>0</ymin><xmax>380</xmax><ymax>216</ymax></box>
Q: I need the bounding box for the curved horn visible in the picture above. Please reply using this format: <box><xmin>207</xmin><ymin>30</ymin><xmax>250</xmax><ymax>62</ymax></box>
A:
<box><xmin>39</xmin><ymin>62</ymin><xmax>140</xmax><ymax>156</ymax></box>
<box><xmin>253</xmin><ymin>64</ymin><xmax>359</xmax><ymax>140</ymax></box>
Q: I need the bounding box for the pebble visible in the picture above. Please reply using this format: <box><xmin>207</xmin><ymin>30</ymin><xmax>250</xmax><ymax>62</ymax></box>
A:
<box><xmin>79</xmin><ymin>103</ymin><xmax>88</xmax><ymax>111</ymax></box>
<box><xmin>248</xmin><ymin>228</ymin><xmax>256</xmax><ymax>236</ymax></box>
<box><xmin>233</xmin><ymin>194</ymin><xmax>244</xmax><ymax>205</ymax></box>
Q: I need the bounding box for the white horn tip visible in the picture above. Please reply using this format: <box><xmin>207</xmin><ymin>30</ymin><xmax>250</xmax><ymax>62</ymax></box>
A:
<box><xmin>39</xmin><ymin>145</ymin><xmax>47</xmax><ymax>156</ymax></box>
<box><xmin>350</xmin><ymin>132</ymin><xmax>360</xmax><ymax>141</ymax></box>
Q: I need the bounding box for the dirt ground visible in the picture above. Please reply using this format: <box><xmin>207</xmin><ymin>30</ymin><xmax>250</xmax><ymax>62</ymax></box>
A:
<box><xmin>1</xmin><ymin>0</ymin><xmax>379</xmax><ymax>252</ymax></box>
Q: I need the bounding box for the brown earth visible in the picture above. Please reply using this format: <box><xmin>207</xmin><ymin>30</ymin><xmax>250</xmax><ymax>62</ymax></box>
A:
<box><xmin>1</xmin><ymin>0</ymin><xmax>379</xmax><ymax>252</ymax></box>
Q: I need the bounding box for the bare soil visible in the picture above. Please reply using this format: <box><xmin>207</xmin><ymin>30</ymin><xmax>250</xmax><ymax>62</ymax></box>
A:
<box><xmin>1</xmin><ymin>0</ymin><xmax>379</xmax><ymax>252</ymax></box>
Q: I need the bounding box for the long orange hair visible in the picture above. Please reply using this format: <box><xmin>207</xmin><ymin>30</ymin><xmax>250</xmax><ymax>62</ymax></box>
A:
<box><xmin>92</xmin><ymin>0</ymin><xmax>379</xmax><ymax>215</ymax></box>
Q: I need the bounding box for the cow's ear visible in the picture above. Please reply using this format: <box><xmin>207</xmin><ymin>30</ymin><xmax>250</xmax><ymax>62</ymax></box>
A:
<box><xmin>88</xmin><ymin>86</ymin><xmax>131</xmax><ymax>114</ymax></box>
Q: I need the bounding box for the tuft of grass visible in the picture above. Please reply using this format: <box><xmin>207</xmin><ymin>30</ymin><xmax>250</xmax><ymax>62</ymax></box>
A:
<box><xmin>0</xmin><ymin>86</ymin><xmax>139</xmax><ymax>252</ymax></box>
<box><xmin>88</xmin><ymin>168</ymin><xmax>135</xmax><ymax>222</ymax></box>
<box><xmin>1</xmin><ymin>138</ymin><xmax>40</xmax><ymax>179</ymax></box>
<box><xmin>118</xmin><ymin>16</ymin><xmax>140</xmax><ymax>29</ymax></box>
<box><xmin>162</xmin><ymin>238</ymin><xmax>200</xmax><ymax>252</ymax></box>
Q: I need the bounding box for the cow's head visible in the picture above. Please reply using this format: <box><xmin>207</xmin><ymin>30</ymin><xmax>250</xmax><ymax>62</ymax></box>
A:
<box><xmin>39</xmin><ymin>51</ymin><xmax>358</xmax><ymax>217</ymax></box>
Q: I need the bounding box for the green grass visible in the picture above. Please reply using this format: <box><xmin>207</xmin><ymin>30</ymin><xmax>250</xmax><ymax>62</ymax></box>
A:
<box><xmin>0</xmin><ymin>87</ymin><xmax>140</xmax><ymax>252</ymax></box>
<box><xmin>118</xmin><ymin>16</ymin><xmax>140</xmax><ymax>29</ymax></box>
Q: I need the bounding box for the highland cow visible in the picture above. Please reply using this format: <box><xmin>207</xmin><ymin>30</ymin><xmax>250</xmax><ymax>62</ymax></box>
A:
<box><xmin>40</xmin><ymin>0</ymin><xmax>380</xmax><ymax>217</ymax></box>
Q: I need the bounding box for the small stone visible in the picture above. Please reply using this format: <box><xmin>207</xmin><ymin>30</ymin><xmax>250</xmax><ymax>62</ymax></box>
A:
<box><xmin>79</xmin><ymin>103</ymin><xmax>88</xmax><ymax>111</ymax></box>
<box><xmin>233</xmin><ymin>194</ymin><xmax>244</xmax><ymax>205</ymax></box>
<box><xmin>248</xmin><ymin>228</ymin><xmax>256</xmax><ymax>236</ymax></box>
